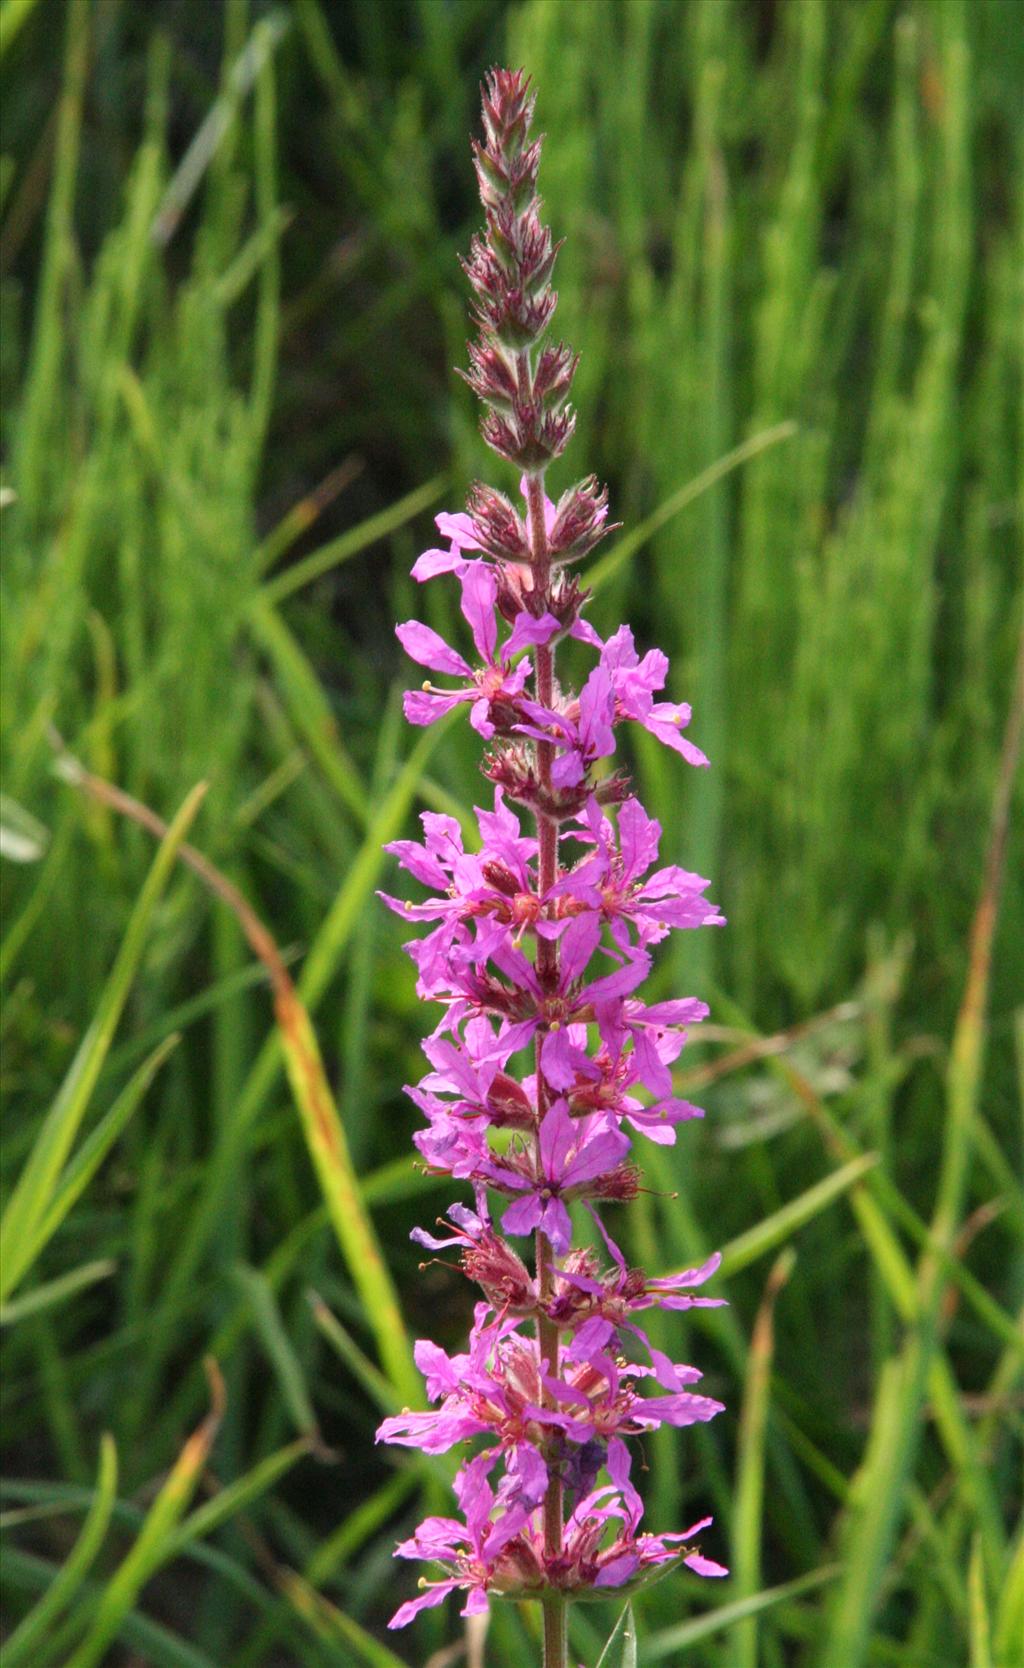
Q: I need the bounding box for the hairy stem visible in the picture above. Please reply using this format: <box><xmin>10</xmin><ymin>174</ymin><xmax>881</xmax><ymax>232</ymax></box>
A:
<box><xmin>526</xmin><ymin>465</ymin><xmax>567</xmax><ymax>1668</ymax></box>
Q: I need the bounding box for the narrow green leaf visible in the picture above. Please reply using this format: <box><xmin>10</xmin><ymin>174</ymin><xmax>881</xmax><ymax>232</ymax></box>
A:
<box><xmin>168</xmin><ymin>1438</ymin><xmax>311</xmax><ymax>1554</ymax></box>
<box><xmin>62</xmin><ymin>1366</ymin><xmax>224</xmax><ymax>1668</ymax></box>
<box><xmin>589</xmin><ymin>423</ymin><xmax>797</xmax><ymax>594</ymax></box>
<box><xmin>968</xmin><ymin>1535</ymin><xmax>993</xmax><ymax>1668</ymax></box>
<box><xmin>0</xmin><ymin>0</ymin><xmax>45</xmax><ymax>59</ymax></box>
<box><xmin>3</xmin><ymin>1546</ymin><xmax>218</xmax><ymax>1668</ymax></box>
<box><xmin>22</xmin><ymin>1035</ymin><xmax>180</xmax><ymax>1277</ymax></box>
<box><xmin>0</xmin><ymin>793</ymin><xmax>49</xmax><ymax>861</ymax></box>
<box><xmin>595</xmin><ymin>1602</ymin><xmax>638</xmax><ymax>1668</ymax></box>
<box><xmin>730</xmin><ymin>1250</ymin><xmax>796</xmax><ymax>1668</ymax></box>
<box><xmin>0</xmin><ymin>1259</ymin><xmax>116</xmax><ymax>1327</ymax></box>
<box><xmin>994</xmin><ymin>1530</ymin><xmax>1024</xmax><ymax>1667</ymax></box>
<box><xmin>0</xmin><ymin>783</ymin><xmax>206</xmax><ymax>1302</ymax></box>
<box><xmin>642</xmin><ymin>1565</ymin><xmax>841</xmax><ymax>1661</ymax></box>
<box><xmin>717</xmin><ymin>1154</ymin><xmax>879</xmax><ymax>1279</ymax></box>
<box><xmin>3</xmin><ymin>1435</ymin><xmax>118</xmax><ymax>1668</ymax></box>
<box><xmin>234</xmin><ymin>1265</ymin><xmax>321</xmax><ymax>1443</ymax></box>
<box><xmin>258</xmin><ymin>470</ymin><xmax>448</xmax><ymax>588</ymax></box>
<box><xmin>308</xmin><ymin>1290</ymin><xmax>398</xmax><ymax>1415</ymax></box>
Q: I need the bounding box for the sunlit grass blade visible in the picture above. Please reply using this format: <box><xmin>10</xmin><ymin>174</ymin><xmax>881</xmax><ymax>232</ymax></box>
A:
<box><xmin>3</xmin><ymin>1433</ymin><xmax>117</xmax><ymax>1668</ymax></box>
<box><xmin>274</xmin><ymin>1569</ymin><xmax>410</xmax><ymax>1668</ymax></box>
<box><xmin>258</xmin><ymin>470</ymin><xmax>448</xmax><ymax>590</ymax></box>
<box><xmin>968</xmin><ymin>1535</ymin><xmax>993</xmax><ymax>1668</ymax></box>
<box><xmin>21</xmin><ymin>1035</ymin><xmax>179</xmax><ymax>1277</ymax></box>
<box><xmin>168</xmin><ymin>1437</ymin><xmax>312</xmax><ymax>1555</ymax></box>
<box><xmin>588</xmin><ymin>422</ymin><xmax>797</xmax><ymax>594</ymax></box>
<box><xmin>993</xmin><ymin>1529</ymin><xmax>1024</xmax><ymax>1668</ymax></box>
<box><xmin>56</xmin><ymin>750</ymin><xmax>421</xmax><ymax>1408</ymax></box>
<box><xmin>149</xmin><ymin>11</ymin><xmax>289</xmax><ymax>247</ymax></box>
<box><xmin>716</xmin><ymin>1154</ymin><xmax>879</xmax><ymax>1279</ymax></box>
<box><xmin>641</xmin><ymin>1565</ymin><xmax>841</xmax><ymax>1661</ymax></box>
<box><xmin>0</xmin><ymin>1260</ymin><xmax>116</xmax><ymax>1327</ymax></box>
<box><xmin>0</xmin><ymin>782</ymin><xmax>206</xmax><ymax>1302</ymax></box>
<box><xmin>730</xmin><ymin>1249</ymin><xmax>795</xmax><ymax>1668</ymax></box>
<box><xmin>822</xmin><ymin>624</ymin><xmax>1024</xmax><ymax>1666</ymax></box>
<box><xmin>234</xmin><ymin>1266</ymin><xmax>323</xmax><ymax>1447</ymax></box>
<box><xmin>62</xmin><ymin>1361</ymin><xmax>225</xmax><ymax>1668</ymax></box>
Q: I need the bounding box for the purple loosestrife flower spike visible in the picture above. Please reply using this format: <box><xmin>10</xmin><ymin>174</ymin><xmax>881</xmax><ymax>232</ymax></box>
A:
<box><xmin>378</xmin><ymin>69</ymin><xmax>728</xmax><ymax>1658</ymax></box>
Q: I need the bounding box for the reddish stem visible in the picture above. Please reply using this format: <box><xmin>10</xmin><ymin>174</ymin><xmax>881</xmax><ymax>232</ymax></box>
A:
<box><xmin>525</xmin><ymin>463</ymin><xmax>568</xmax><ymax>1667</ymax></box>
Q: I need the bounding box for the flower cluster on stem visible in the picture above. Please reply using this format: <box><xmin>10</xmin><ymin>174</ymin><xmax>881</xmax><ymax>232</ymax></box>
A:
<box><xmin>377</xmin><ymin>69</ymin><xmax>727</xmax><ymax>1658</ymax></box>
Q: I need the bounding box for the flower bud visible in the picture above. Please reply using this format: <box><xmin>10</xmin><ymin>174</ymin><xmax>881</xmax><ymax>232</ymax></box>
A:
<box><xmin>548</xmin><ymin>476</ymin><xmax>614</xmax><ymax>562</ymax></box>
<box><xmin>467</xmin><ymin>481</ymin><xmax>530</xmax><ymax>561</ymax></box>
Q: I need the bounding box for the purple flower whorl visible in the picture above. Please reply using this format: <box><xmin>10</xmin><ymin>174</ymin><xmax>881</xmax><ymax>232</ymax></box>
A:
<box><xmin>377</xmin><ymin>68</ymin><xmax>728</xmax><ymax>1653</ymax></box>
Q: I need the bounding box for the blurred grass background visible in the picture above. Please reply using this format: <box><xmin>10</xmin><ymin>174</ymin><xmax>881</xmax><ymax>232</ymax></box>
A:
<box><xmin>1</xmin><ymin>0</ymin><xmax>1022</xmax><ymax>1664</ymax></box>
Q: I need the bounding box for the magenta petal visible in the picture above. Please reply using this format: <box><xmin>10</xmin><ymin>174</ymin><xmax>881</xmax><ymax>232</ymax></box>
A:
<box><xmin>505</xmin><ymin>610</ymin><xmax>561</xmax><ymax>658</ymax></box>
<box><xmin>436</xmin><ymin>510</ymin><xmax>480</xmax><ymax>547</ymax></box>
<box><xmin>501</xmin><ymin>1194</ymin><xmax>543</xmax><ymax>1238</ymax></box>
<box><xmin>540</xmin><ymin>1026</ymin><xmax>579</xmax><ymax>1090</ymax></box>
<box><xmin>459</xmin><ymin>563</ymin><xmax>499</xmax><ymax>664</ymax></box>
<box><xmin>538</xmin><ymin>1099</ymin><xmax>577</xmax><ymax>1176</ymax></box>
<box><xmin>411</xmin><ymin>546</ymin><xmax>467</xmax><ymax>581</ymax></box>
<box><xmin>595</xmin><ymin>1553</ymin><xmax>641</xmax><ymax>1587</ymax></box>
<box><xmin>396</xmin><ymin>620</ymin><xmax>470</xmax><ymax>676</ymax></box>
<box><xmin>388</xmin><ymin>1580</ymin><xmax>460</xmax><ymax>1628</ymax></box>
<box><xmin>540</xmin><ymin>1194</ymin><xmax>573</xmax><ymax>1253</ymax></box>
<box><xmin>685</xmin><ymin>1553</ymin><xmax>729</xmax><ymax>1577</ymax></box>
<box><xmin>403</xmin><ymin>688</ymin><xmax>465</xmax><ymax>726</ymax></box>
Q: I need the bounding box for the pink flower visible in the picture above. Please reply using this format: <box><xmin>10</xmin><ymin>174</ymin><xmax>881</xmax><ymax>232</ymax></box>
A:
<box><xmin>376</xmin><ymin>65</ymin><xmax>731</xmax><ymax>1635</ymax></box>
<box><xmin>399</xmin><ymin>564</ymin><xmax>560</xmax><ymax>738</ymax></box>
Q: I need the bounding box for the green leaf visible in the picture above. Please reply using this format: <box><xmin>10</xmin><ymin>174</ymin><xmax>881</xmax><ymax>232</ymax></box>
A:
<box><xmin>19</xmin><ymin>1035</ymin><xmax>180</xmax><ymax>1280</ymax></box>
<box><xmin>0</xmin><ymin>1259</ymin><xmax>116</xmax><ymax>1327</ymax></box>
<box><xmin>642</xmin><ymin>1566</ymin><xmax>841</xmax><ymax>1661</ymax></box>
<box><xmin>62</xmin><ymin>1366</ymin><xmax>224</xmax><ymax>1668</ymax></box>
<box><xmin>596</xmin><ymin>1602</ymin><xmax>637</xmax><ymax>1668</ymax></box>
<box><xmin>0</xmin><ymin>793</ymin><xmax>49</xmax><ymax>862</ymax></box>
<box><xmin>2</xmin><ymin>1435</ymin><xmax>118</xmax><ymax>1668</ymax></box>
<box><xmin>717</xmin><ymin>1154</ymin><xmax>879</xmax><ymax>1279</ymax></box>
<box><xmin>168</xmin><ymin>1438</ymin><xmax>311</xmax><ymax>1554</ymax></box>
<box><xmin>234</xmin><ymin>1265</ymin><xmax>321</xmax><ymax>1444</ymax></box>
<box><xmin>0</xmin><ymin>784</ymin><xmax>206</xmax><ymax>1302</ymax></box>
<box><xmin>968</xmin><ymin>1535</ymin><xmax>993</xmax><ymax>1668</ymax></box>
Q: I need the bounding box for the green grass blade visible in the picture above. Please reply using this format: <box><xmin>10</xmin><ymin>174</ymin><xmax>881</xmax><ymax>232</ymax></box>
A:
<box><xmin>994</xmin><ymin>1529</ymin><xmax>1024</xmax><ymax>1667</ymax></box>
<box><xmin>0</xmin><ymin>1259</ymin><xmax>116</xmax><ymax>1327</ymax></box>
<box><xmin>641</xmin><ymin>1565</ymin><xmax>841</xmax><ymax>1661</ymax></box>
<box><xmin>2</xmin><ymin>1547</ymin><xmax>219</xmax><ymax>1668</ymax></box>
<box><xmin>234</xmin><ymin>1265</ymin><xmax>321</xmax><ymax>1444</ymax></box>
<box><xmin>968</xmin><ymin>1535</ymin><xmax>993</xmax><ymax>1668</ymax></box>
<box><xmin>168</xmin><ymin>1438</ymin><xmax>311</xmax><ymax>1554</ymax></box>
<box><xmin>596</xmin><ymin>1603</ymin><xmax>637</xmax><ymax>1668</ymax></box>
<box><xmin>730</xmin><ymin>1249</ymin><xmax>795</xmax><ymax>1668</ymax></box>
<box><xmin>21</xmin><ymin>1035</ymin><xmax>180</xmax><ymax>1276</ymax></box>
<box><xmin>0</xmin><ymin>782</ymin><xmax>206</xmax><ymax>1301</ymax></box>
<box><xmin>258</xmin><ymin>471</ymin><xmax>448</xmax><ymax>589</ymax></box>
<box><xmin>588</xmin><ymin>422</ymin><xmax>797</xmax><ymax>594</ymax></box>
<box><xmin>308</xmin><ymin>1290</ymin><xmax>399</xmax><ymax>1415</ymax></box>
<box><xmin>63</xmin><ymin>1366</ymin><xmax>225</xmax><ymax>1668</ymax></box>
<box><xmin>716</xmin><ymin>1153</ymin><xmax>880</xmax><ymax>1278</ymax></box>
<box><xmin>2</xmin><ymin>1434</ymin><xmax>117</xmax><ymax>1668</ymax></box>
<box><xmin>247</xmin><ymin>593</ymin><xmax>370</xmax><ymax>823</ymax></box>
